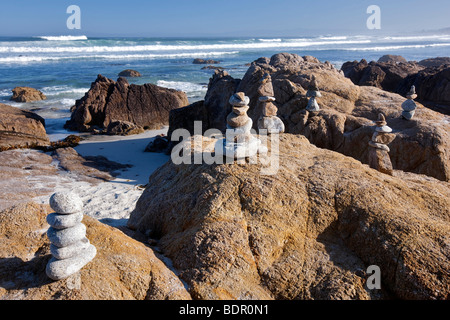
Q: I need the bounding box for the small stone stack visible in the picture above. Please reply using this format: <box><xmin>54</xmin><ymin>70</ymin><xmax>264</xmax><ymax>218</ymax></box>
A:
<box><xmin>401</xmin><ymin>85</ymin><xmax>418</xmax><ymax>120</ymax></box>
<box><xmin>368</xmin><ymin>114</ymin><xmax>396</xmax><ymax>175</ymax></box>
<box><xmin>257</xmin><ymin>73</ymin><xmax>285</xmax><ymax>134</ymax></box>
<box><xmin>215</xmin><ymin>92</ymin><xmax>267</xmax><ymax>159</ymax></box>
<box><xmin>46</xmin><ymin>192</ymin><xmax>96</xmax><ymax>281</ymax></box>
<box><xmin>306</xmin><ymin>75</ymin><xmax>322</xmax><ymax>113</ymax></box>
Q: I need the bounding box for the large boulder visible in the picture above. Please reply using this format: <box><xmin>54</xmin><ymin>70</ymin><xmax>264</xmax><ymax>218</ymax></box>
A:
<box><xmin>128</xmin><ymin>134</ymin><xmax>450</xmax><ymax>300</ymax></box>
<box><xmin>118</xmin><ymin>69</ymin><xmax>142</xmax><ymax>77</ymax></box>
<box><xmin>167</xmin><ymin>53</ymin><xmax>450</xmax><ymax>182</ymax></box>
<box><xmin>341</xmin><ymin>58</ymin><xmax>424</xmax><ymax>92</ymax></box>
<box><xmin>11</xmin><ymin>87</ymin><xmax>46</xmax><ymax>103</ymax></box>
<box><xmin>342</xmin><ymin>56</ymin><xmax>450</xmax><ymax>114</ymax></box>
<box><xmin>0</xmin><ymin>103</ymin><xmax>49</xmax><ymax>151</ymax></box>
<box><xmin>0</xmin><ymin>203</ymin><xmax>191</xmax><ymax>300</ymax></box>
<box><xmin>65</xmin><ymin>75</ymin><xmax>189</xmax><ymax>133</ymax></box>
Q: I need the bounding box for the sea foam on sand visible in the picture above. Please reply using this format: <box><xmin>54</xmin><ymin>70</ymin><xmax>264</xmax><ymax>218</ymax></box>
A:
<box><xmin>34</xmin><ymin>129</ymin><xmax>170</xmax><ymax>227</ymax></box>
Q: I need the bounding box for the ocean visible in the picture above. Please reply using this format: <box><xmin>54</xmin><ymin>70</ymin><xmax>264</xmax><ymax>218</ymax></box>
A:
<box><xmin>0</xmin><ymin>34</ymin><xmax>449</xmax><ymax>140</ymax></box>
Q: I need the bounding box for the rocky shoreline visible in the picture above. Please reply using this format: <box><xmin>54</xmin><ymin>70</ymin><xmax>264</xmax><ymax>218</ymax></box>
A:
<box><xmin>0</xmin><ymin>53</ymin><xmax>449</xmax><ymax>300</ymax></box>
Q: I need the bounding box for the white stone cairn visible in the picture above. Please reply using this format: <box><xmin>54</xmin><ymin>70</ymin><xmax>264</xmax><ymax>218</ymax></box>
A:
<box><xmin>46</xmin><ymin>192</ymin><xmax>96</xmax><ymax>281</ymax></box>
<box><xmin>215</xmin><ymin>92</ymin><xmax>267</xmax><ymax>160</ymax></box>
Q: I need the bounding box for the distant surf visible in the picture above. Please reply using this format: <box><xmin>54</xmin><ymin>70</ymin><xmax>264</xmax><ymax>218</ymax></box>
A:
<box><xmin>37</xmin><ymin>35</ymin><xmax>88</xmax><ymax>41</ymax></box>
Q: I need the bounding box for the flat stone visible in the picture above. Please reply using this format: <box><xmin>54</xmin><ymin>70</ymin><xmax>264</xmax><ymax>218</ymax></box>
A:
<box><xmin>47</xmin><ymin>223</ymin><xmax>86</xmax><ymax>248</ymax></box>
<box><xmin>306</xmin><ymin>90</ymin><xmax>322</xmax><ymax>98</ymax></box>
<box><xmin>227</xmin><ymin>113</ymin><xmax>251</xmax><ymax>128</ymax></box>
<box><xmin>306</xmin><ymin>97</ymin><xmax>320</xmax><ymax>112</ymax></box>
<box><xmin>375</xmin><ymin>125</ymin><xmax>392</xmax><ymax>133</ymax></box>
<box><xmin>258</xmin><ymin>96</ymin><xmax>276</xmax><ymax>102</ymax></box>
<box><xmin>402</xmin><ymin>110</ymin><xmax>416</xmax><ymax>120</ymax></box>
<box><xmin>369</xmin><ymin>140</ymin><xmax>390</xmax><ymax>152</ymax></box>
<box><xmin>46</xmin><ymin>244</ymin><xmax>97</xmax><ymax>281</ymax></box>
<box><xmin>258</xmin><ymin>116</ymin><xmax>285</xmax><ymax>134</ymax></box>
<box><xmin>49</xmin><ymin>192</ymin><xmax>83</xmax><ymax>214</ymax></box>
<box><xmin>232</xmin><ymin>106</ymin><xmax>249</xmax><ymax>116</ymax></box>
<box><xmin>368</xmin><ymin>147</ymin><xmax>393</xmax><ymax>175</ymax></box>
<box><xmin>262</xmin><ymin>102</ymin><xmax>278</xmax><ymax>117</ymax></box>
<box><xmin>50</xmin><ymin>238</ymin><xmax>91</xmax><ymax>260</ymax></box>
<box><xmin>46</xmin><ymin>212</ymin><xmax>84</xmax><ymax>230</ymax></box>
<box><xmin>225</xmin><ymin>119</ymin><xmax>253</xmax><ymax>137</ymax></box>
<box><xmin>402</xmin><ymin>99</ymin><xmax>417</xmax><ymax>112</ymax></box>
<box><xmin>372</xmin><ymin>132</ymin><xmax>395</xmax><ymax>145</ymax></box>
<box><xmin>229</xmin><ymin>93</ymin><xmax>250</xmax><ymax>107</ymax></box>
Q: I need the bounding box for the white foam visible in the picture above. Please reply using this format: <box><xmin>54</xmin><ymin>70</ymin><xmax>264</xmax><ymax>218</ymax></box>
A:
<box><xmin>156</xmin><ymin>80</ymin><xmax>207</xmax><ymax>97</ymax></box>
<box><xmin>37</xmin><ymin>35</ymin><xmax>88</xmax><ymax>41</ymax></box>
<box><xmin>346</xmin><ymin>43</ymin><xmax>450</xmax><ymax>51</ymax></box>
<box><xmin>40</xmin><ymin>86</ymin><xmax>89</xmax><ymax>96</ymax></box>
<box><xmin>0</xmin><ymin>88</ymin><xmax>11</xmax><ymax>97</ymax></box>
<box><xmin>0</xmin><ymin>51</ymin><xmax>239</xmax><ymax>64</ymax></box>
<box><xmin>0</xmin><ymin>40</ymin><xmax>372</xmax><ymax>54</ymax></box>
<box><xmin>384</xmin><ymin>34</ymin><xmax>450</xmax><ymax>41</ymax></box>
<box><xmin>258</xmin><ymin>38</ymin><xmax>282</xmax><ymax>42</ymax></box>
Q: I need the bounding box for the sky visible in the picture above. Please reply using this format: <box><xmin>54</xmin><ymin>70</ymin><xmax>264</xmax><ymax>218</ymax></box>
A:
<box><xmin>0</xmin><ymin>0</ymin><xmax>449</xmax><ymax>37</ymax></box>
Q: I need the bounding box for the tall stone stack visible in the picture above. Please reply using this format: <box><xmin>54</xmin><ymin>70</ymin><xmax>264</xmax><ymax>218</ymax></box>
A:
<box><xmin>401</xmin><ymin>85</ymin><xmax>418</xmax><ymax>120</ymax></box>
<box><xmin>257</xmin><ymin>73</ymin><xmax>285</xmax><ymax>134</ymax></box>
<box><xmin>368</xmin><ymin>114</ymin><xmax>396</xmax><ymax>175</ymax></box>
<box><xmin>46</xmin><ymin>192</ymin><xmax>97</xmax><ymax>281</ymax></box>
<box><xmin>215</xmin><ymin>92</ymin><xmax>267</xmax><ymax>159</ymax></box>
<box><xmin>305</xmin><ymin>75</ymin><xmax>322</xmax><ymax>113</ymax></box>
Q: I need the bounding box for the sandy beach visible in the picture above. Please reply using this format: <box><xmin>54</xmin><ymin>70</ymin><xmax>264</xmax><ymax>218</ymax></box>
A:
<box><xmin>32</xmin><ymin>128</ymin><xmax>170</xmax><ymax>227</ymax></box>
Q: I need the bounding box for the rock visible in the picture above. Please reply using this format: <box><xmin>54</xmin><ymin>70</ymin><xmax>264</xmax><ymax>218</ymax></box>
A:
<box><xmin>367</xmin><ymin>147</ymin><xmax>393</xmax><ymax>175</ymax></box>
<box><xmin>106</xmin><ymin>120</ymin><xmax>145</xmax><ymax>136</ymax></box>
<box><xmin>0</xmin><ymin>203</ymin><xmax>191</xmax><ymax>300</ymax></box>
<box><xmin>341</xmin><ymin>58</ymin><xmax>424</xmax><ymax>92</ymax></box>
<box><xmin>201</xmin><ymin>65</ymin><xmax>225</xmax><ymax>71</ymax></box>
<box><xmin>144</xmin><ymin>135</ymin><xmax>170</xmax><ymax>153</ymax></box>
<box><xmin>11</xmin><ymin>87</ymin><xmax>46</xmax><ymax>103</ymax></box>
<box><xmin>46</xmin><ymin>245</ymin><xmax>97</xmax><ymax>281</ymax></box>
<box><xmin>398</xmin><ymin>65</ymin><xmax>450</xmax><ymax>115</ymax></box>
<box><xmin>52</xmin><ymin>147</ymin><xmax>132</xmax><ymax>183</ymax></box>
<box><xmin>343</xmin><ymin>56</ymin><xmax>450</xmax><ymax>114</ymax></box>
<box><xmin>47</xmin><ymin>223</ymin><xmax>87</xmax><ymax>248</ymax></box>
<box><xmin>178</xmin><ymin>53</ymin><xmax>450</xmax><ymax>181</ymax></box>
<box><xmin>50</xmin><ymin>238</ymin><xmax>91</xmax><ymax>260</ymax></box>
<box><xmin>118</xmin><ymin>69</ymin><xmax>142</xmax><ymax>77</ymax></box>
<box><xmin>367</xmin><ymin>114</ymin><xmax>394</xmax><ymax>175</ymax></box>
<box><xmin>47</xmin><ymin>211</ymin><xmax>84</xmax><ymax>230</ymax></box>
<box><xmin>65</xmin><ymin>75</ymin><xmax>189</xmax><ymax>133</ymax></box>
<box><xmin>0</xmin><ymin>103</ymin><xmax>50</xmax><ymax>151</ymax></box>
<box><xmin>193</xmin><ymin>58</ymin><xmax>220</xmax><ymax>64</ymax></box>
<box><xmin>418</xmin><ymin>57</ymin><xmax>450</xmax><ymax>68</ymax></box>
<box><xmin>50</xmin><ymin>192</ymin><xmax>84</xmax><ymax>214</ymax></box>
<box><xmin>128</xmin><ymin>134</ymin><xmax>450</xmax><ymax>300</ymax></box>
<box><xmin>378</xmin><ymin>55</ymin><xmax>408</xmax><ymax>64</ymax></box>
<box><xmin>269</xmin><ymin>52</ymin><xmax>304</xmax><ymax>68</ymax></box>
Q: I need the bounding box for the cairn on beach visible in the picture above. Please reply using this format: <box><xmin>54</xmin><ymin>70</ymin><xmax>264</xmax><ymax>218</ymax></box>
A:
<box><xmin>257</xmin><ymin>73</ymin><xmax>285</xmax><ymax>134</ymax></box>
<box><xmin>368</xmin><ymin>114</ymin><xmax>395</xmax><ymax>175</ymax></box>
<box><xmin>46</xmin><ymin>192</ymin><xmax>96</xmax><ymax>281</ymax></box>
<box><xmin>306</xmin><ymin>75</ymin><xmax>322</xmax><ymax>113</ymax></box>
<box><xmin>215</xmin><ymin>92</ymin><xmax>267</xmax><ymax>159</ymax></box>
<box><xmin>401</xmin><ymin>85</ymin><xmax>418</xmax><ymax>120</ymax></box>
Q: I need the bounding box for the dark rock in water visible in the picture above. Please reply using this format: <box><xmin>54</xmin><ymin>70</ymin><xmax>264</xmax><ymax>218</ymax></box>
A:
<box><xmin>106</xmin><ymin>120</ymin><xmax>144</xmax><ymax>136</ymax></box>
<box><xmin>144</xmin><ymin>135</ymin><xmax>169</xmax><ymax>153</ymax></box>
<box><xmin>64</xmin><ymin>75</ymin><xmax>189</xmax><ymax>133</ymax></box>
<box><xmin>378</xmin><ymin>55</ymin><xmax>408</xmax><ymax>64</ymax></box>
<box><xmin>341</xmin><ymin>58</ymin><xmax>424</xmax><ymax>92</ymax></box>
<box><xmin>11</xmin><ymin>87</ymin><xmax>47</xmax><ymax>103</ymax></box>
<box><xmin>118</xmin><ymin>69</ymin><xmax>142</xmax><ymax>77</ymax></box>
<box><xmin>193</xmin><ymin>58</ymin><xmax>220</xmax><ymax>64</ymax></box>
<box><xmin>0</xmin><ymin>103</ymin><xmax>49</xmax><ymax>151</ymax></box>
<box><xmin>418</xmin><ymin>57</ymin><xmax>450</xmax><ymax>68</ymax></box>
<box><xmin>201</xmin><ymin>65</ymin><xmax>225</xmax><ymax>71</ymax></box>
<box><xmin>342</xmin><ymin>55</ymin><xmax>450</xmax><ymax>114</ymax></box>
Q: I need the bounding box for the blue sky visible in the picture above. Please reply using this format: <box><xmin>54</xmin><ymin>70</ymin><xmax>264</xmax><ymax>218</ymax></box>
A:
<box><xmin>0</xmin><ymin>0</ymin><xmax>449</xmax><ymax>37</ymax></box>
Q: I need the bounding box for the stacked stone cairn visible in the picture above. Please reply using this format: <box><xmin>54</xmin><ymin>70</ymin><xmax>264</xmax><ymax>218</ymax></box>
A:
<box><xmin>305</xmin><ymin>75</ymin><xmax>322</xmax><ymax>113</ymax></box>
<box><xmin>256</xmin><ymin>73</ymin><xmax>285</xmax><ymax>134</ymax></box>
<box><xmin>215</xmin><ymin>92</ymin><xmax>267</xmax><ymax>159</ymax></box>
<box><xmin>401</xmin><ymin>85</ymin><xmax>418</xmax><ymax>120</ymax></box>
<box><xmin>46</xmin><ymin>192</ymin><xmax>97</xmax><ymax>281</ymax></box>
<box><xmin>368</xmin><ymin>113</ymin><xmax>396</xmax><ymax>175</ymax></box>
